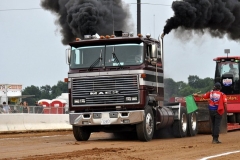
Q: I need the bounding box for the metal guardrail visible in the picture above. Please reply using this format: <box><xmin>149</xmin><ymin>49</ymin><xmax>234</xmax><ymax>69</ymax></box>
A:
<box><xmin>0</xmin><ymin>105</ymin><xmax>68</xmax><ymax>114</ymax></box>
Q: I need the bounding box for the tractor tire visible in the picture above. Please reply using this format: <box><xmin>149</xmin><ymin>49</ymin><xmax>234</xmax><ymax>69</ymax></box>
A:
<box><xmin>228</xmin><ymin>114</ymin><xmax>236</xmax><ymax>123</ymax></box>
<box><xmin>173</xmin><ymin>106</ymin><xmax>188</xmax><ymax>138</ymax></box>
<box><xmin>236</xmin><ymin>113</ymin><xmax>240</xmax><ymax>123</ymax></box>
<box><xmin>72</xmin><ymin>126</ymin><xmax>91</xmax><ymax>141</ymax></box>
<box><xmin>187</xmin><ymin>111</ymin><xmax>198</xmax><ymax>137</ymax></box>
<box><xmin>136</xmin><ymin>105</ymin><xmax>154</xmax><ymax>141</ymax></box>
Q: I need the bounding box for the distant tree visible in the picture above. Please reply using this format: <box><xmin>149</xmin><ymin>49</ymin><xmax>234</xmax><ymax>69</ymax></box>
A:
<box><xmin>22</xmin><ymin>85</ymin><xmax>41</xmax><ymax>105</ymax></box>
<box><xmin>178</xmin><ymin>85</ymin><xmax>197</xmax><ymax>97</ymax></box>
<box><xmin>188</xmin><ymin>75</ymin><xmax>200</xmax><ymax>88</ymax></box>
<box><xmin>40</xmin><ymin>85</ymin><xmax>51</xmax><ymax>99</ymax></box>
<box><xmin>197</xmin><ymin>77</ymin><xmax>214</xmax><ymax>93</ymax></box>
<box><xmin>22</xmin><ymin>81</ymin><xmax>68</xmax><ymax>104</ymax></box>
<box><xmin>164</xmin><ymin>76</ymin><xmax>214</xmax><ymax>101</ymax></box>
<box><xmin>51</xmin><ymin>81</ymin><xmax>68</xmax><ymax>99</ymax></box>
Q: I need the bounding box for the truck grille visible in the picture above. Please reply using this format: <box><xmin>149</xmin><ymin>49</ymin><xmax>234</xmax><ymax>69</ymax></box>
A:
<box><xmin>71</xmin><ymin>75</ymin><xmax>139</xmax><ymax>106</ymax></box>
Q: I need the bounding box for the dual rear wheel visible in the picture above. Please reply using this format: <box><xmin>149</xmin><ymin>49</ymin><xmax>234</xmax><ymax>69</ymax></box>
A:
<box><xmin>173</xmin><ymin>107</ymin><xmax>198</xmax><ymax>138</ymax></box>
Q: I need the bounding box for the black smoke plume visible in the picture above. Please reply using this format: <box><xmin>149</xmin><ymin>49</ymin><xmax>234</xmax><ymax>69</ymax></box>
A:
<box><xmin>41</xmin><ymin>0</ymin><xmax>132</xmax><ymax>45</ymax></box>
<box><xmin>163</xmin><ymin>0</ymin><xmax>240</xmax><ymax>40</ymax></box>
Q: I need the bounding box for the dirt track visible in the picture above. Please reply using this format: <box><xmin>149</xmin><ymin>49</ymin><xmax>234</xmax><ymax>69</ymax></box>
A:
<box><xmin>1</xmin><ymin>130</ymin><xmax>240</xmax><ymax>160</ymax></box>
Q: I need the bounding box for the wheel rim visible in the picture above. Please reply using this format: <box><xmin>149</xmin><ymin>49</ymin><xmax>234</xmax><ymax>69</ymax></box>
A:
<box><xmin>181</xmin><ymin>113</ymin><xmax>187</xmax><ymax>132</ymax></box>
<box><xmin>190</xmin><ymin>113</ymin><xmax>197</xmax><ymax>130</ymax></box>
<box><xmin>145</xmin><ymin>113</ymin><xmax>153</xmax><ymax>135</ymax></box>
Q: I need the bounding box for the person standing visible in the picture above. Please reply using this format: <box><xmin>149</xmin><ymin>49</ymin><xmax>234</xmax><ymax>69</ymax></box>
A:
<box><xmin>35</xmin><ymin>101</ymin><xmax>43</xmax><ymax>113</ymax></box>
<box><xmin>22</xmin><ymin>101</ymin><xmax>30</xmax><ymax>113</ymax></box>
<box><xmin>2</xmin><ymin>102</ymin><xmax>11</xmax><ymax>113</ymax></box>
<box><xmin>35</xmin><ymin>101</ymin><xmax>39</xmax><ymax>113</ymax></box>
<box><xmin>193</xmin><ymin>82</ymin><xmax>227</xmax><ymax>144</ymax></box>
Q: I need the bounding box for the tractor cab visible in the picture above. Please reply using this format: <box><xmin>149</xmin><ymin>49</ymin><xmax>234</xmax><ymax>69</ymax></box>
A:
<box><xmin>214</xmin><ymin>56</ymin><xmax>240</xmax><ymax>95</ymax></box>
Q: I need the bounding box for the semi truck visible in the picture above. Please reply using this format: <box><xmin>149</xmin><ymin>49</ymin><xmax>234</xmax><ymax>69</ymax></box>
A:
<box><xmin>65</xmin><ymin>32</ymin><xmax>198</xmax><ymax>141</ymax></box>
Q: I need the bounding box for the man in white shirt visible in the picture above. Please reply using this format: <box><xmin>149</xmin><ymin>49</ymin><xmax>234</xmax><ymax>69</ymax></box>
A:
<box><xmin>229</xmin><ymin>63</ymin><xmax>239</xmax><ymax>79</ymax></box>
<box><xmin>2</xmin><ymin>102</ymin><xmax>11</xmax><ymax>113</ymax></box>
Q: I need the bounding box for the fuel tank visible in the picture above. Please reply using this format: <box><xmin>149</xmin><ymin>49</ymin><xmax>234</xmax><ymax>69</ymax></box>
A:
<box><xmin>155</xmin><ymin>106</ymin><xmax>174</xmax><ymax>130</ymax></box>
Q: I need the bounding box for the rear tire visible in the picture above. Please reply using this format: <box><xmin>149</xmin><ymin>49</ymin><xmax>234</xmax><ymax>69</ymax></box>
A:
<box><xmin>187</xmin><ymin>111</ymin><xmax>198</xmax><ymax>136</ymax></box>
<box><xmin>72</xmin><ymin>126</ymin><xmax>91</xmax><ymax>141</ymax></box>
<box><xmin>173</xmin><ymin>107</ymin><xmax>188</xmax><ymax>138</ymax></box>
<box><xmin>136</xmin><ymin>105</ymin><xmax>154</xmax><ymax>141</ymax></box>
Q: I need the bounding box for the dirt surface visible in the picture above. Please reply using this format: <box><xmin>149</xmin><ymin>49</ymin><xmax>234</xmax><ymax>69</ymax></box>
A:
<box><xmin>1</xmin><ymin>130</ymin><xmax>240</xmax><ymax>160</ymax></box>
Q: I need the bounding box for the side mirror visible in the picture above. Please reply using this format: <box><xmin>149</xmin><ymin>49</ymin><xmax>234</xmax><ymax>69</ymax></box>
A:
<box><xmin>65</xmin><ymin>48</ymin><xmax>71</xmax><ymax>65</ymax></box>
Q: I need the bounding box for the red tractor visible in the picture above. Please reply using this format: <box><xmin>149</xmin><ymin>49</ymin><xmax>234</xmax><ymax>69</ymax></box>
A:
<box><xmin>170</xmin><ymin>51</ymin><xmax>240</xmax><ymax>133</ymax></box>
<box><xmin>196</xmin><ymin>51</ymin><xmax>240</xmax><ymax>133</ymax></box>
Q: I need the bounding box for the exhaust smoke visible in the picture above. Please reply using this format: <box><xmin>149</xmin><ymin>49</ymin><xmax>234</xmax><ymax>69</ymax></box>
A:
<box><xmin>41</xmin><ymin>0</ymin><xmax>133</xmax><ymax>45</ymax></box>
<box><xmin>163</xmin><ymin>0</ymin><xmax>240</xmax><ymax>40</ymax></box>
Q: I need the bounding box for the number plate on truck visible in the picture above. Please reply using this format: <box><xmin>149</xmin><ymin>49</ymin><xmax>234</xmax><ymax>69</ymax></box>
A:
<box><xmin>101</xmin><ymin>119</ymin><xmax>111</xmax><ymax>125</ymax></box>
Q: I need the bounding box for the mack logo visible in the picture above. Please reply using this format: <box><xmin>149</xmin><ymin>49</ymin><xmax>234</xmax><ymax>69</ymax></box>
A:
<box><xmin>90</xmin><ymin>91</ymin><xmax>119</xmax><ymax>95</ymax></box>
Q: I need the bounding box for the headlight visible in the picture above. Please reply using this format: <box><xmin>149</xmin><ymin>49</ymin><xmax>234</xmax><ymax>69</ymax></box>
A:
<box><xmin>126</xmin><ymin>97</ymin><xmax>132</xmax><ymax>101</ymax></box>
<box><xmin>125</xmin><ymin>96</ymin><xmax>138</xmax><ymax>102</ymax></box>
<box><xmin>132</xmin><ymin>97</ymin><xmax>138</xmax><ymax>101</ymax></box>
<box><xmin>74</xmin><ymin>99</ymin><xmax>80</xmax><ymax>103</ymax></box>
<box><xmin>80</xmin><ymin>99</ymin><xmax>86</xmax><ymax>103</ymax></box>
<box><xmin>74</xmin><ymin>98</ymin><xmax>86</xmax><ymax>104</ymax></box>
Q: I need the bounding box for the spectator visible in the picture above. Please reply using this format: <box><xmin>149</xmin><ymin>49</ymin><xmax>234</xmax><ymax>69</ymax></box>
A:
<box><xmin>2</xmin><ymin>102</ymin><xmax>11</xmax><ymax>113</ymax></box>
<box><xmin>0</xmin><ymin>104</ymin><xmax>4</xmax><ymax>113</ymax></box>
<box><xmin>18</xmin><ymin>102</ymin><xmax>23</xmax><ymax>113</ymax></box>
<box><xmin>35</xmin><ymin>101</ymin><xmax>43</xmax><ymax>114</ymax></box>
<box><xmin>35</xmin><ymin>101</ymin><xmax>39</xmax><ymax>113</ymax></box>
<box><xmin>22</xmin><ymin>101</ymin><xmax>30</xmax><ymax>113</ymax></box>
<box><xmin>193</xmin><ymin>82</ymin><xmax>227</xmax><ymax>144</ymax></box>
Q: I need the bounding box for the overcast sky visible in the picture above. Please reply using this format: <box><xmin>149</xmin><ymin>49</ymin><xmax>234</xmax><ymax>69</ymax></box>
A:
<box><xmin>0</xmin><ymin>0</ymin><xmax>239</xmax><ymax>89</ymax></box>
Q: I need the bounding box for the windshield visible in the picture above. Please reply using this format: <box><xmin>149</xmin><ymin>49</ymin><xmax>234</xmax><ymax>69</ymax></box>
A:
<box><xmin>70</xmin><ymin>43</ymin><xmax>144</xmax><ymax>69</ymax></box>
<box><xmin>216</xmin><ymin>61</ymin><xmax>239</xmax><ymax>79</ymax></box>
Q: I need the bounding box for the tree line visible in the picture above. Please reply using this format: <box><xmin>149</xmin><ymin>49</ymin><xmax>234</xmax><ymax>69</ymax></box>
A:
<box><xmin>22</xmin><ymin>81</ymin><xmax>68</xmax><ymax>105</ymax></box>
<box><xmin>21</xmin><ymin>75</ymin><xmax>214</xmax><ymax>105</ymax></box>
<box><xmin>164</xmin><ymin>75</ymin><xmax>214</xmax><ymax>101</ymax></box>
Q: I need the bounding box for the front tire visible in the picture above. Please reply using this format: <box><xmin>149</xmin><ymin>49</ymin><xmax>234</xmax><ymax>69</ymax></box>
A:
<box><xmin>173</xmin><ymin>107</ymin><xmax>188</xmax><ymax>138</ymax></box>
<box><xmin>72</xmin><ymin>126</ymin><xmax>91</xmax><ymax>141</ymax></box>
<box><xmin>136</xmin><ymin>106</ymin><xmax>154</xmax><ymax>141</ymax></box>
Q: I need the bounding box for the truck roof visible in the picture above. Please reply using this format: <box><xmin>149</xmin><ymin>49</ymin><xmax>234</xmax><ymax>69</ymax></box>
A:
<box><xmin>69</xmin><ymin>37</ymin><xmax>144</xmax><ymax>48</ymax></box>
<box><xmin>213</xmin><ymin>56</ymin><xmax>240</xmax><ymax>61</ymax></box>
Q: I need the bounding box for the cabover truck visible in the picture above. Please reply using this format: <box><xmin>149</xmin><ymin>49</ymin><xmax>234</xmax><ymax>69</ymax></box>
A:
<box><xmin>65</xmin><ymin>32</ymin><xmax>197</xmax><ymax>141</ymax></box>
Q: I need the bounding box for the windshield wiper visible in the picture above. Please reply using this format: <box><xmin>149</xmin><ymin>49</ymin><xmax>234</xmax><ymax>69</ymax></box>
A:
<box><xmin>88</xmin><ymin>50</ymin><xmax>102</xmax><ymax>71</ymax></box>
<box><xmin>111</xmin><ymin>47</ymin><xmax>122</xmax><ymax>67</ymax></box>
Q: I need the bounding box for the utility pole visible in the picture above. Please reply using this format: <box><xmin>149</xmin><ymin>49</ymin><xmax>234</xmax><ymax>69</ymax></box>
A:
<box><xmin>137</xmin><ymin>0</ymin><xmax>141</xmax><ymax>34</ymax></box>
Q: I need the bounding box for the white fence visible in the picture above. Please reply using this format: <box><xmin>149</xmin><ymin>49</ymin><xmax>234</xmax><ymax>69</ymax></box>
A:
<box><xmin>2</xmin><ymin>105</ymin><xmax>68</xmax><ymax>114</ymax></box>
<box><xmin>0</xmin><ymin>114</ymin><xmax>72</xmax><ymax>133</ymax></box>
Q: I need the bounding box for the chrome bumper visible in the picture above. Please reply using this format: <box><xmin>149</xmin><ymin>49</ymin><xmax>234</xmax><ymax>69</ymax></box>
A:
<box><xmin>69</xmin><ymin>110</ymin><xmax>144</xmax><ymax>126</ymax></box>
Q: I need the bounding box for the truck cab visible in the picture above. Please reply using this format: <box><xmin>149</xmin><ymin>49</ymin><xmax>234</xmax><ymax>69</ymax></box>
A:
<box><xmin>214</xmin><ymin>56</ymin><xmax>240</xmax><ymax>94</ymax></box>
<box><xmin>65</xmin><ymin>32</ymin><xmax>192</xmax><ymax>141</ymax></box>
